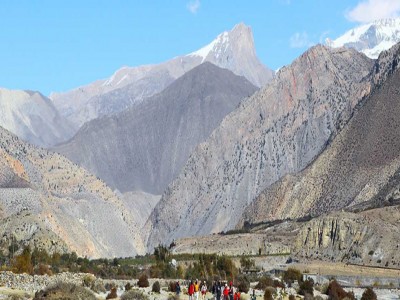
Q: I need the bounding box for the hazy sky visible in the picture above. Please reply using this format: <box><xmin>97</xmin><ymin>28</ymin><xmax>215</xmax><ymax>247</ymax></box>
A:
<box><xmin>1</xmin><ymin>0</ymin><xmax>399</xmax><ymax>95</ymax></box>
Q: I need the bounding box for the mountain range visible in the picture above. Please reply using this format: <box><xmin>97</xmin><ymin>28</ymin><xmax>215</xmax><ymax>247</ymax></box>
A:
<box><xmin>240</xmin><ymin>42</ymin><xmax>400</xmax><ymax>225</ymax></box>
<box><xmin>50</xmin><ymin>23</ymin><xmax>273</xmax><ymax>129</ymax></box>
<box><xmin>54</xmin><ymin>63</ymin><xmax>257</xmax><ymax>194</ymax></box>
<box><xmin>144</xmin><ymin>45</ymin><xmax>375</xmax><ymax>249</ymax></box>
<box><xmin>155</xmin><ymin>43</ymin><xmax>400</xmax><ymax>268</ymax></box>
<box><xmin>1</xmin><ymin>19</ymin><xmax>400</xmax><ymax>265</ymax></box>
<box><xmin>327</xmin><ymin>18</ymin><xmax>400</xmax><ymax>59</ymax></box>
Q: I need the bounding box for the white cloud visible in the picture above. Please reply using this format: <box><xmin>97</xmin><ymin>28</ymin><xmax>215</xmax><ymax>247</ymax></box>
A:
<box><xmin>187</xmin><ymin>0</ymin><xmax>201</xmax><ymax>14</ymax></box>
<box><xmin>289</xmin><ymin>32</ymin><xmax>313</xmax><ymax>48</ymax></box>
<box><xmin>346</xmin><ymin>0</ymin><xmax>400</xmax><ymax>23</ymax></box>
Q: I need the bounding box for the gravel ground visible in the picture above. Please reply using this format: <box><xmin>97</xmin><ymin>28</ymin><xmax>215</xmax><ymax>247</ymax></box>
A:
<box><xmin>346</xmin><ymin>287</ymin><xmax>400</xmax><ymax>300</ymax></box>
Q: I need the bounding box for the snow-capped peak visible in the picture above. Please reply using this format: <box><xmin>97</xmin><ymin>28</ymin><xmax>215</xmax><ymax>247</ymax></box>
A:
<box><xmin>326</xmin><ymin>17</ymin><xmax>400</xmax><ymax>59</ymax></box>
<box><xmin>188</xmin><ymin>31</ymin><xmax>230</xmax><ymax>62</ymax></box>
<box><xmin>102</xmin><ymin>66</ymin><xmax>132</xmax><ymax>87</ymax></box>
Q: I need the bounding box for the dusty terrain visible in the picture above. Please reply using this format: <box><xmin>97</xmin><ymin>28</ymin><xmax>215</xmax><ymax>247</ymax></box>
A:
<box><xmin>293</xmin><ymin>261</ymin><xmax>400</xmax><ymax>278</ymax></box>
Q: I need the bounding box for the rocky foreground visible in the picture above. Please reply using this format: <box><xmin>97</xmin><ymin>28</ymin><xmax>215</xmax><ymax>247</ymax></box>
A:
<box><xmin>0</xmin><ymin>271</ymin><xmax>176</xmax><ymax>299</ymax></box>
<box><xmin>0</xmin><ymin>271</ymin><xmax>86</xmax><ymax>294</ymax></box>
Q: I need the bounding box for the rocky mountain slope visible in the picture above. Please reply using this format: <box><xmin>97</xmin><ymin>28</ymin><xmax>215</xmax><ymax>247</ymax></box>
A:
<box><xmin>54</xmin><ymin>63</ymin><xmax>257</xmax><ymax>194</ymax></box>
<box><xmin>240</xmin><ymin>43</ymin><xmax>400</xmax><ymax>226</ymax></box>
<box><xmin>327</xmin><ymin>18</ymin><xmax>400</xmax><ymax>58</ymax></box>
<box><xmin>0</xmin><ymin>88</ymin><xmax>74</xmax><ymax>147</ymax></box>
<box><xmin>50</xmin><ymin>23</ymin><xmax>273</xmax><ymax>128</ymax></box>
<box><xmin>120</xmin><ymin>191</ymin><xmax>160</xmax><ymax>228</ymax></box>
<box><xmin>170</xmin><ymin>204</ymin><xmax>400</xmax><ymax>268</ymax></box>
<box><xmin>0</xmin><ymin>126</ymin><xmax>145</xmax><ymax>258</ymax></box>
<box><xmin>293</xmin><ymin>206</ymin><xmax>400</xmax><ymax>268</ymax></box>
<box><xmin>144</xmin><ymin>45</ymin><xmax>374</xmax><ymax>250</ymax></box>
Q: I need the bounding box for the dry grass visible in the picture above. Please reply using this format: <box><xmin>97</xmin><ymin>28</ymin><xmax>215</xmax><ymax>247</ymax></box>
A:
<box><xmin>292</xmin><ymin>261</ymin><xmax>400</xmax><ymax>278</ymax></box>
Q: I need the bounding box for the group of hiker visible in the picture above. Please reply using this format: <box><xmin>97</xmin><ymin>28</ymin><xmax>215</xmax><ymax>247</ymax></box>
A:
<box><xmin>175</xmin><ymin>279</ymin><xmax>242</xmax><ymax>300</ymax></box>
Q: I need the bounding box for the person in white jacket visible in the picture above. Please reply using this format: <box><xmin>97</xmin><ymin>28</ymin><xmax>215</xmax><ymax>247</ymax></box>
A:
<box><xmin>201</xmin><ymin>281</ymin><xmax>208</xmax><ymax>300</ymax></box>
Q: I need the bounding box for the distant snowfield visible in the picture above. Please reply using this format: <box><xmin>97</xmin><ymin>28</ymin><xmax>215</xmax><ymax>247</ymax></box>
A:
<box><xmin>327</xmin><ymin>18</ymin><xmax>400</xmax><ymax>59</ymax></box>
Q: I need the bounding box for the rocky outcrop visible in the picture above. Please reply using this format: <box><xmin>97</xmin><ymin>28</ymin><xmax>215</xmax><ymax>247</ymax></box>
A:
<box><xmin>0</xmin><ymin>88</ymin><xmax>75</xmax><ymax>147</ymax></box>
<box><xmin>293</xmin><ymin>206</ymin><xmax>400</xmax><ymax>268</ymax></box>
<box><xmin>54</xmin><ymin>63</ymin><xmax>257</xmax><ymax>194</ymax></box>
<box><xmin>0</xmin><ymin>126</ymin><xmax>145</xmax><ymax>258</ymax></box>
<box><xmin>145</xmin><ymin>45</ymin><xmax>374</xmax><ymax>250</ymax></box>
<box><xmin>240</xmin><ymin>43</ymin><xmax>400</xmax><ymax>225</ymax></box>
<box><xmin>50</xmin><ymin>23</ymin><xmax>273</xmax><ymax>129</ymax></box>
<box><xmin>188</xmin><ymin>23</ymin><xmax>272</xmax><ymax>88</ymax></box>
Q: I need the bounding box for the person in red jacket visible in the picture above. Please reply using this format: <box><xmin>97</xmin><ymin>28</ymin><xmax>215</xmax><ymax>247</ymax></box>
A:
<box><xmin>188</xmin><ymin>280</ymin><xmax>195</xmax><ymax>300</ymax></box>
<box><xmin>234</xmin><ymin>291</ymin><xmax>241</xmax><ymax>300</ymax></box>
<box><xmin>223</xmin><ymin>284</ymin><xmax>230</xmax><ymax>300</ymax></box>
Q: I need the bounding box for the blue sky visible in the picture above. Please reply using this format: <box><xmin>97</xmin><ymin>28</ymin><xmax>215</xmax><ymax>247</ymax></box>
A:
<box><xmin>0</xmin><ymin>0</ymin><xmax>399</xmax><ymax>95</ymax></box>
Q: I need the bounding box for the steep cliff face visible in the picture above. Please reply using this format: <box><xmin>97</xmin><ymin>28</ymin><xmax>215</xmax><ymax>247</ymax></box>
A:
<box><xmin>294</xmin><ymin>207</ymin><xmax>400</xmax><ymax>268</ymax></box>
<box><xmin>54</xmin><ymin>63</ymin><xmax>257</xmax><ymax>194</ymax></box>
<box><xmin>188</xmin><ymin>23</ymin><xmax>272</xmax><ymax>88</ymax></box>
<box><xmin>240</xmin><ymin>43</ymin><xmax>400</xmax><ymax>225</ymax></box>
<box><xmin>0</xmin><ymin>127</ymin><xmax>145</xmax><ymax>258</ymax></box>
<box><xmin>145</xmin><ymin>45</ymin><xmax>374</xmax><ymax>249</ymax></box>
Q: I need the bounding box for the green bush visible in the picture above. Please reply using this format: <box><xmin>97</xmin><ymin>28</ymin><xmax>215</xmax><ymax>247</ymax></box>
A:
<box><xmin>154</xmin><ymin>245</ymin><xmax>170</xmax><ymax>262</ymax></box>
<box><xmin>236</xmin><ymin>274</ymin><xmax>250</xmax><ymax>293</ymax></box>
<box><xmin>240</xmin><ymin>256</ymin><xmax>255</xmax><ymax>270</ymax></box>
<box><xmin>91</xmin><ymin>279</ymin><xmax>106</xmax><ymax>294</ymax></box>
<box><xmin>255</xmin><ymin>276</ymin><xmax>274</xmax><ymax>289</ymax></box>
<box><xmin>120</xmin><ymin>290</ymin><xmax>149</xmax><ymax>300</ymax></box>
<box><xmin>13</xmin><ymin>247</ymin><xmax>33</xmax><ymax>274</ymax></box>
<box><xmin>299</xmin><ymin>278</ymin><xmax>314</xmax><ymax>296</ymax></box>
<box><xmin>283</xmin><ymin>268</ymin><xmax>302</xmax><ymax>284</ymax></box>
<box><xmin>137</xmin><ymin>274</ymin><xmax>149</xmax><ymax>288</ymax></box>
<box><xmin>82</xmin><ymin>274</ymin><xmax>95</xmax><ymax>287</ymax></box>
<box><xmin>264</xmin><ymin>287</ymin><xmax>274</xmax><ymax>300</ymax></box>
<box><xmin>125</xmin><ymin>282</ymin><xmax>133</xmax><ymax>291</ymax></box>
<box><xmin>152</xmin><ymin>281</ymin><xmax>161</xmax><ymax>293</ymax></box>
